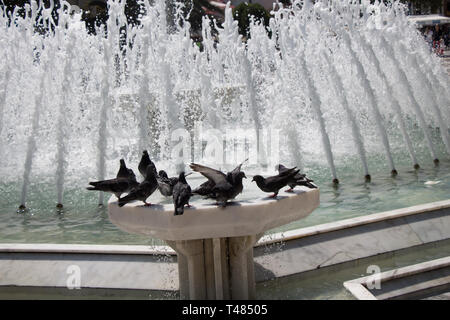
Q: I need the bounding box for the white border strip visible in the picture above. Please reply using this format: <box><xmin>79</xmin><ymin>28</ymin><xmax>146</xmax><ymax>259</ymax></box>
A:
<box><xmin>0</xmin><ymin>243</ymin><xmax>174</xmax><ymax>255</ymax></box>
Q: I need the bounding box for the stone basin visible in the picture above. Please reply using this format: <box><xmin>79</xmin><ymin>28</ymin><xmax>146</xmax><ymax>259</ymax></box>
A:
<box><xmin>107</xmin><ymin>187</ymin><xmax>320</xmax><ymax>300</ymax></box>
<box><xmin>108</xmin><ymin>188</ymin><xmax>320</xmax><ymax>241</ymax></box>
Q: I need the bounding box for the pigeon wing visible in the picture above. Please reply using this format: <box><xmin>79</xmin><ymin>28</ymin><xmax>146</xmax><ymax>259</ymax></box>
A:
<box><xmin>228</xmin><ymin>158</ymin><xmax>248</xmax><ymax>184</ymax></box>
<box><xmin>189</xmin><ymin>163</ymin><xmax>227</xmax><ymax>185</ymax></box>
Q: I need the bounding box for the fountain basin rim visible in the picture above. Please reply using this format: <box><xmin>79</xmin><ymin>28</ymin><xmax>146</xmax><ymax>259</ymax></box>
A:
<box><xmin>107</xmin><ymin>188</ymin><xmax>320</xmax><ymax>241</ymax></box>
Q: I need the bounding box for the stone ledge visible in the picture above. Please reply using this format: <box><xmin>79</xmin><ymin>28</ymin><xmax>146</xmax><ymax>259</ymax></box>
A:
<box><xmin>257</xmin><ymin>199</ymin><xmax>450</xmax><ymax>246</ymax></box>
<box><xmin>0</xmin><ymin>243</ymin><xmax>173</xmax><ymax>255</ymax></box>
<box><xmin>344</xmin><ymin>256</ymin><xmax>450</xmax><ymax>300</ymax></box>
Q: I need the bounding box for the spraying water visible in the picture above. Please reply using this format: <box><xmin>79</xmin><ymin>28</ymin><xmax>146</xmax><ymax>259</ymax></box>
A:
<box><xmin>399</xmin><ymin>43</ymin><xmax>450</xmax><ymax>155</ymax></box>
<box><xmin>377</xmin><ymin>35</ymin><xmax>439</xmax><ymax>163</ymax></box>
<box><xmin>322</xmin><ymin>50</ymin><xmax>371</xmax><ymax>180</ymax></box>
<box><xmin>1</xmin><ymin>0</ymin><xmax>449</xmax><ymax>209</ymax></box>
<box><xmin>358</xmin><ymin>32</ymin><xmax>419</xmax><ymax>168</ymax></box>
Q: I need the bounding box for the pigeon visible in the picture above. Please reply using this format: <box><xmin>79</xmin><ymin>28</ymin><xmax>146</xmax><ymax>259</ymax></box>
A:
<box><xmin>118</xmin><ymin>164</ymin><xmax>158</xmax><ymax>207</ymax></box>
<box><xmin>192</xmin><ymin>179</ymin><xmax>215</xmax><ymax>197</ymax></box>
<box><xmin>138</xmin><ymin>150</ymin><xmax>157</xmax><ymax>179</ymax></box>
<box><xmin>173</xmin><ymin>172</ymin><xmax>192</xmax><ymax>215</ymax></box>
<box><xmin>87</xmin><ymin>159</ymin><xmax>139</xmax><ymax>200</ymax></box>
<box><xmin>276</xmin><ymin>164</ymin><xmax>317</xmax><ymax>191</ymax></box>
<box><xmin>157</xmin><ymin>170</ymin><xmax>179</xmax><ymax>197</ymax></box>
<box><xmin>225</xmin><ymin>158</ymin><xmax>248</xmax><ymax>196</ymax></box>
<box><xmin>116</xmin><ymin>159</ymin><xmax>133</xmax><ymax>179</ymax></box>
<box><xmin>190</xmin><ymin>159</ymin><xmax>247</xmax><ymax>207</ymax></box>
<box><xmin>252</xmin><ymin>167</ymin><xmax>301</xmax><ymax>198</ymax></box>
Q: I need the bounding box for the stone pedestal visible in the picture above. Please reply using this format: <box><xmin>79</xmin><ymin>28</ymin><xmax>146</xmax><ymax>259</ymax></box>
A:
<box><xmin>167</xmin><ymin>234</ymin><xmax>261</xmax><ymax>300</ymax></box>
<box><xmin>108</xmin><ymin>188</ymin><xmax>319</xmax><ymax>300</ymax></box>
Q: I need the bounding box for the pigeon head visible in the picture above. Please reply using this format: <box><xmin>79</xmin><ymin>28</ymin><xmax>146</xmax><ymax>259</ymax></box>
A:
<box><xmin>252</xmin><ymin>175</ymin><xmax>264</xmax><ymax>183</ymax></box>
<box><xmin>143</xmin><ymin>150</ymin><xmax>149</xmax><ymax>156</ymax></box>
<box><xmin>127</xmin><ymin>169</ymin><xmax>136</xmax><ymax>180</ymax></box>
<box><xmin>158</xmin><ymin>170</ymin><xmax>168</xmax><ymax>178</ymax></box>
<box><xmin>117</xmin><ymin>159</ymin><xmax>130</xmax><ymax>178</ymax></box>
<box><xmin>236</xmin><ymin>171</ymin><xmax>247</xmax><ymax>181</ymax></box>
<box><xmin>178</xmin><ymin>172</ymin><xmax>188</xmax><ymax>183</ymax></box>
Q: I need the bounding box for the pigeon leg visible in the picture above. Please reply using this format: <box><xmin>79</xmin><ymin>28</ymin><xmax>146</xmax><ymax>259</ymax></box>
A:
<box><xmin>186</xmin><ymin>203</ymin><xmax>192</xmax><ymax>208</ymax></box>
<box><xmin>285</xmin><ymin>188</ymin><xmax>294</xmax><ymax>193</ymax></box>
<box><xmin>269</xmin><ymin>193</ymin><xmax>278</xmax><ymax>198</ymax></box>
<box><xmin>144</xmin><ymin>201</ymin><xmax>152</xmax><ymax>206</ymax></box>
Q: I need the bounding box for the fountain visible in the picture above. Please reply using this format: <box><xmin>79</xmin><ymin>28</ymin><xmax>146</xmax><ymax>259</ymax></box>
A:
<box><xmin>108</xmin><ymin>188</ymin><xmax>319</xmax><ymax>299</ymax></box>
<box><xmin>0</xmin><ymin>0</ymin><xmax>449</xmax><ymax>299</ymax></box>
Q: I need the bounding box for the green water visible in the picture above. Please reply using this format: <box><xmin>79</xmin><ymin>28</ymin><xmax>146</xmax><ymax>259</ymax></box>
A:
<box><xmin>0</xmin><ymin>151</ymin><xmax>449</xmax><ymax>245</ymax></box>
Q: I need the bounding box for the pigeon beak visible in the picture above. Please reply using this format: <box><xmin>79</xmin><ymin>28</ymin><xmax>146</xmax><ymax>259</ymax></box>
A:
<box><xmin>185</xmin><ymin>172</ymin><xmax>193</xmax><ymax>177</ymax></box>
<box><xmin>243</xmin><ymin>173</ymin><xmax>247</xmax><ymax>179</ymax></box>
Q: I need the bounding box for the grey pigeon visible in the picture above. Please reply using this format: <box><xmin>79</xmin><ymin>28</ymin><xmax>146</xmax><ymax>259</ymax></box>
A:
<box><xmin>157</xmin><ymin>170</ymin><xmax>179</xmax><ymax>197</ymax></box>
<box><xmin>252</xmin><ymin>167</ymin><xmax>301</xmax><ymax>198</ymax></box>
<box><xmin>173</xmin><ymin>172</ymin><xmax>192</xmax><ymax>215</ymax></box>
<box><xmin>190</xmin><ymin>159</ymin><xmax>247</xmax><ymax>207</ymax></box>
<box><xmin>87</xmin><ymin>159</ymin><xmax>138</xmax><ymax>200</ymax></box>
<box><xmin>118</xmin><ymin>164</ymin><xmax>158</xmax><ymax>207</ymax></box>
<box><xmin>276</xmin><ymin>164</ymin><xmax>317</xmax><ymax>191</ymax></box>
<box><xmin>138</xmin><ymin>150</ymin><xmax>157</xmax><ymax>179</ymax></box>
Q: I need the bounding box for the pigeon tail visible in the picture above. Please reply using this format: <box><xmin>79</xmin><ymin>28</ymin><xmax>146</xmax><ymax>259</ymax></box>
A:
<box><xmin>118</xmin><ymin>195</ymin><xmax>132</xmax><ymax>207</ymax></box>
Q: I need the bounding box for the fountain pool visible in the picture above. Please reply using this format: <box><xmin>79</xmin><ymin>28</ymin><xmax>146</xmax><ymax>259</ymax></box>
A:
<box><xmin>0</xmin><ymin>156</ymin><xmax>449</xmax><ymax>245</ymax></box>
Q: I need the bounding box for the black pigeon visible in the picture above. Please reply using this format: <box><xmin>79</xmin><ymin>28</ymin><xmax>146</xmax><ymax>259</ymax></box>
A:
<box><xmin>116</xmin><ymin>159</ymin><xmax>132</xmax><ymax>179</ymax></box>
<box><xmin>276</xmin><ymin>164</ymin><xmax>317</xmax><ymax>191</ymax></box>
<box><xmin>190</xmin><ymin>159</ymin><xmax>247</xmax><ymax>206</ymax></box>
<box><xmin>157</xmin><ymin>170</ymin><xmax>179</xmax><ymax>197</ymax></box>
<box><xmin>138</xmin><ymin>150</ymin><xmax>157</xmax><ymax>179</ymax></box>
<box><xmin>225</xmin><ymin>158</ymin><xmax>248</xmax><ymax>197</ymax></box>
<box><xmin>87</xmin><ymin>159</ymin><xmax>138</xmax><ymax>200</ymax></box>
<box><xmin>252</xmin><ymin>167</ymin><xmax>301</xmax><ymax>198</ymax></box>
<box><xmin>118</xmin><ymin>164</ymin><xmax>158</xmax><ymax>207</ymax></box>
<box><xmin>173</xmin><ymin>172</ymin><xmax>192</xmax><ymax>215</ymax></box>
